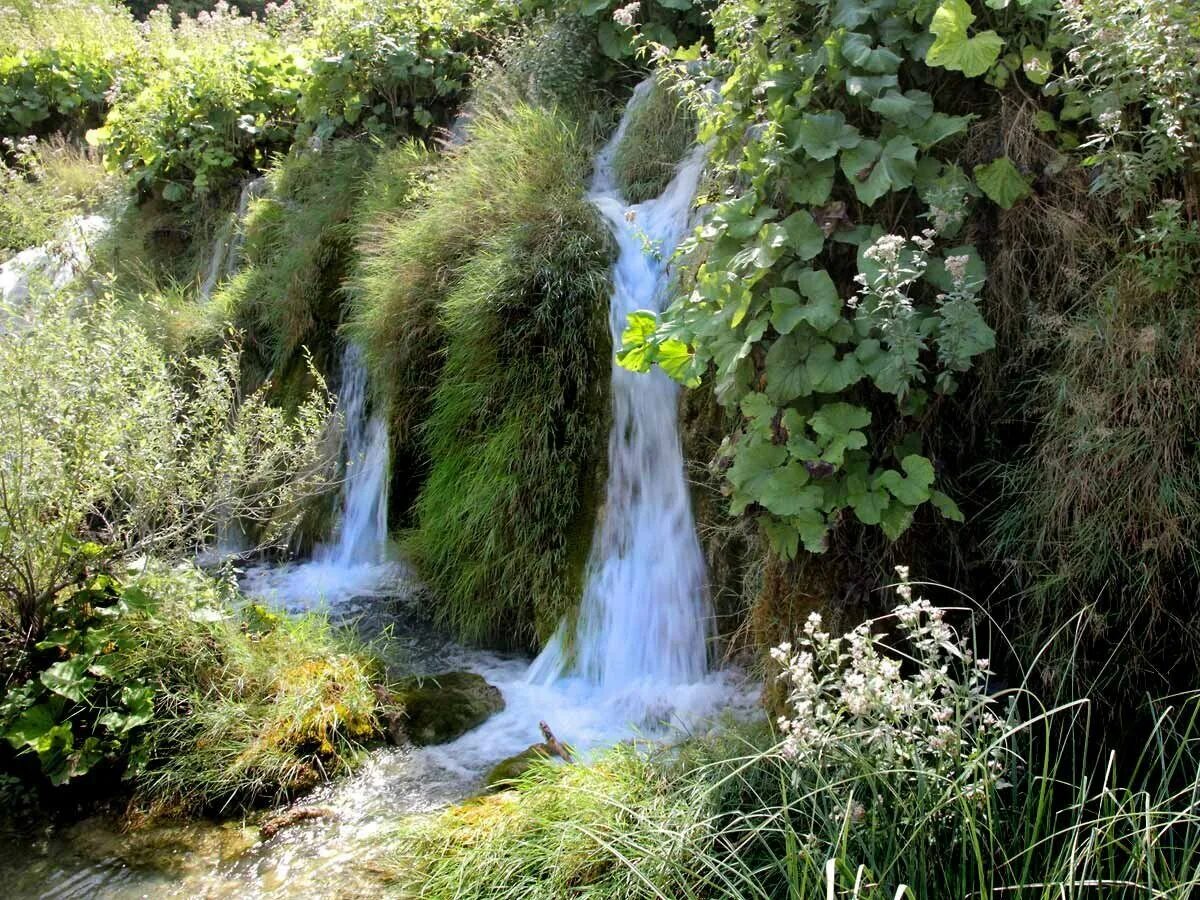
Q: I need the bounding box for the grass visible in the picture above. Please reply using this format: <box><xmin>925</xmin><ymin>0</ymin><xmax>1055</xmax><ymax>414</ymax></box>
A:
<box><xmin>0</xmin><ymin>138</ymin><xmax>116</xmax><ymax>259</ymax></box>
<box><xmin>382</xmin><ymin>632</ymin><xmax>1200</xmax><ymax>900</ymax></box>
<box><xmin>611</xmin><ymin>77</ymin><xmax>696</xmax><ymax>205</ymax></box>
<box><xmin>985</xmin><ymin>210</ymin><xmax>1200</xmax><ymax>702</ymax></box>
<box><xmin>350</xmin><ymin>104</ymin><xmax>612</xmax><ymax>649</ymax></box>
<box><xmin>121</xmin><ymin>564</ymin><xmax>383</xmax><ymax>818</ymax></box>
<box><xmin>203</xmin><ymin>139</ymin><xmax>380</xmax><ymax>389</ymax></box>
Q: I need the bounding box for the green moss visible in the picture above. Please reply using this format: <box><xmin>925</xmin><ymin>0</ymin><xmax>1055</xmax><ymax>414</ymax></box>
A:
<box><xmin>351</xmin><ymin>105</ymin><xmax>612</xmax><ymax>650</ymax></box>
<box><xmin>611</xmin><ymin>79</ymin><xmax>696</xmax><ymax>205</ymax></box>
<box><xmin>393</xmin><ymin>671</ymin><xmax>505</xmax><ymax>746</ymax></box>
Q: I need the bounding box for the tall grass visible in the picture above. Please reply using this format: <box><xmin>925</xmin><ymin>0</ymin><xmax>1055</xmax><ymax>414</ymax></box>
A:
<box><xmin>205</xmin><ymin>140</ymin><xmax>379</xmax><ymax>389</ymax></box>
<box><xmin>349</xmin><ymin>104</ymin><xmax>612</xmax><ymax>648</ymax></box>
<box><xmin>124</xmin><ymin>565</ymin><xmax>382</xmax><ymax>818</ymax></box>
<box><xmin>611</xmin><ymin>77</ymin><xmax>696</xmax><ymax>205</ymax></box>
<box><xmin>382</xmin><ymin>602</ymin><xmax>1200</xmax><ymax>899</ymax></box>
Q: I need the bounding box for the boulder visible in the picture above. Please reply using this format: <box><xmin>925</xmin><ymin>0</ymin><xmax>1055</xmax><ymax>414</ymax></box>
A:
<box><xmin>393</xmin><ymin>671</ymin><xmax>504</xmax><ymax>745</ymax></box>
<box><xmin>484</xmin><ymin>746</ymin><xmax>551</xmax><ymax>790</ymax></box>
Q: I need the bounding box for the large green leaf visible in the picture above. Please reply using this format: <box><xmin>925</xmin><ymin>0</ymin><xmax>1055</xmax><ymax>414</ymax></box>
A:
<box><xmin>876</xmin><ymin>454</ymin><xmax>935</xmax><ymax>506</ymax></box>
<box><xmin>781</xmin><ymin>211</ymin><xmax>826</xmax><ymax>260</ymax></box>
<box><xmin>784</xmin><ymin>157</ymin><xmax>836</xmax><ymax>205</ymax></box>
<box><xmin>770</xmin><ymin>269</ymin><xmax>841</xmax><ymax>334</ymax></box>
<box><xmin>789</xmin><ymin>111</ymin><xmax>861</xmax><ymax>161</ymax></box>
<box><xmin>841</xmin><ymin>135</ymin><xmax>917</xmax><ymax>205</ymax></box>
<box><xmin>973</xmin><ymin>156</ymin><xmax>1032</xmax><ymax>209</ymax></box>
<box><xmin>842</xmin><ymin>32</ymin><xmax>904</xmax><ymax>74</ymax></box>
<box><xmin>925</xmin><ymin>0</ymin><xmax>1004</xmax><ymax>78</ymax></box>
<box><xmin>40</xmin><ymin>657</ymin><xmax>94</xmax><ymax>704</ymax></box>
<box><xmin>809</xmin><ymin>402</ymin><xmax>872</xmax><ymax>465</ymax></box>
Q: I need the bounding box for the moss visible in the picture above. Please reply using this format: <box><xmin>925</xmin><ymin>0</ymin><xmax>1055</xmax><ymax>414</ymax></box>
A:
<box><xmin>393</xmin><ymin>672</ymin><xmax>504</xmax><ymax>746</ymax></box>
<box><xmin>611</xmin><ymin>78</ymin><xmax>696</xmax><ymax>205</ymax></box>
<box><xmin>353</xmin><ymin>105</ymin><xmax>613</xmax><ymax>650</ymax></box>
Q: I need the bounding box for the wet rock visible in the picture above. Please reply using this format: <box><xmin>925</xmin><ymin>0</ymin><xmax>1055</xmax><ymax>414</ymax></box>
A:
<box><xmin>259</xmin><ymin>805</ymin><xmax>337</xmax><ymax>840</ymax></box>
<box><xmin>484</xmin><ymin>722</ymin><xmax>572</xmax><ymax>790</ymax></box>
<box><xmin>392</xmin><ymin>671</ymin><xmax>504</xmax><ymax>745</ymax></box>
<box><xmin>484</xmin><ymin>746</ymin><xmax>551</xmax><ymax>790</ymax></box>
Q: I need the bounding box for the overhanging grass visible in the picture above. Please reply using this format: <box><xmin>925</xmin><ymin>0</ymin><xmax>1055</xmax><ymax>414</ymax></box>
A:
<box><xmin>611</xmin><ymin>78</ymin><xmax>696</xmax><ymax>205</ymax></box>
<box><xmin>203</xmin><ymin>139</ymin><xmax>380</xmax><ymax>391</ymax></box>
<box><xmin>383</xmin><ymin>693</ymin><xmax>1200</xmax><ymax>900</ymax></box>
<box><xmin>349</xmin><ymin>104</ymin><xmax>612</xmax><ymax>649</ymax></box>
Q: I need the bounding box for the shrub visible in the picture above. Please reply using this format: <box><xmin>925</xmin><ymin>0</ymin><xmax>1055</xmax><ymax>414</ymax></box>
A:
<box><xmin>349</xmin><ymin>104</ymin><xmax>612</xmax><ymax>648</ymax></box>
<box><xmin>384</xmin><ymin>580</ymin><xmax>1200</xmax><ymax>899</ymax></box>
<box><xmin>0</xmin><ymin>1</ymin><xmax>140</xmax><ymax>138</ymax></box>
<box><xmin>96</xmin><ymin>4</ymin><xmax>305</xmax><ymax>203</ymax></box>
<box><xmin>0</xmin><ymin>291</ymin><xmax>337</xmax><ymax>646</ymax></box>
<box><xmin>1</xmin><ymin>562</ymin><xmax>382</xmax><ymax>812</ymax></box>
<box><xmin>296</xmin><ymin>0</ymin><xmax>508</xmax><ymax>143</ymax></box>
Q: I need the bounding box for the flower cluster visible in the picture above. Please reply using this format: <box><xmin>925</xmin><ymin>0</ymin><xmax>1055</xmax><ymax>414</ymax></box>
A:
<box><xmin>770</xmin><ymin>567</ymin><xmax>1011</xmax><ymax>802</ymax></box>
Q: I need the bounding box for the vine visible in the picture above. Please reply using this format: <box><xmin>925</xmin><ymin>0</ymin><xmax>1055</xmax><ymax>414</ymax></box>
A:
<box><xmin>619</xmin><ymin>0</ymin><xmax>1061</xmax><ymax>557</ymax></box>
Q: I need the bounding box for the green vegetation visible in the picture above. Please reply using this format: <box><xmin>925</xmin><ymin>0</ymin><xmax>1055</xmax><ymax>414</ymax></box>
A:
<box><xmin>386</xmin><ymin>589</ymin><xmax>1200</xmax><ymax>898</ymax></box>
<box><xmin>611</xmin><ymin>78</ymin><xmax>696</xmax><ymax>204</ymax></box>
<box><xmin>352</xmin><ymin>104</ymin><xmax>612</xmax><ymax>648</ymax></box>
<box><xmin>0</xmin><ymin>137</ymin><xmax>115</xmax><ymax>257</ymax></box>
<box><xmin>206</xmin><ymin>140</ymin><xmax>375</xmax><ymax>387</ymax></box>
<box><xmin>3</xmin><ymin>563</ymin><xmax>381</xmax><ymax>815</ymax></box>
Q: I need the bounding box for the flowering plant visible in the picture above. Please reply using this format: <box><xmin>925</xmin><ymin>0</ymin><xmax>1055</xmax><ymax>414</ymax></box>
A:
<box><xmin>769</xmin><ymin>567</ymin><xmax>1014</xmax><ymax>833</ymax></box>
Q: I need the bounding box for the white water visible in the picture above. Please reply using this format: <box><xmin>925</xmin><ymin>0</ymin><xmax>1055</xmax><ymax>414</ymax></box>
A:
<box><xmin>199</xmin><ymin>176</ymin><xmax>268</xmax><ymax>301</ymax></box>
<box><xmin>529</xmin><ymin>82</ymin><xmax>714</xmax><ymax>699</ymax></box>
<box><xmin>243</xmin><ymin>343</ymin><xmax>400</xmax><ymax>608</ymax></box>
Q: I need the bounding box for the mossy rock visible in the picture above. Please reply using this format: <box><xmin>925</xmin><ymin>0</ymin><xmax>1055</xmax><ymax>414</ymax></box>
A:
<box><xmin>484</xmin><ymin>745</ymin><xmax>552</xmax><ymax>791</ymax></box>
<box><xmin>395</xmin><ymin>671</ymin><xmax>504</xmax><ymax>746</ymax></box>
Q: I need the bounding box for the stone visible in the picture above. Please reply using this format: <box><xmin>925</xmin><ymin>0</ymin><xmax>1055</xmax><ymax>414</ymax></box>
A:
<box><xmin>392</xmin><ymin>671</ymin><xmax>504</xmax><ymax>746</ymax></box>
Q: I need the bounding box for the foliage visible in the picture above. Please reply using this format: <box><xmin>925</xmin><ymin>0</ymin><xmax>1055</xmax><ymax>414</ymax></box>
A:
<box><xmin>481</xmin><ymin>10</ymin><xmax>602</xmax><ymax>110</ymax></box>
<box><xmin>205</xmin><ymin>140</ymin><xmax>374</xmax><ymax>384</ymax></box>
<box><xmin>384</xmin><ymin>585</ymin><xmax>1200</xmax><ymax>899</ymax></box>
<box><xmin>1</xmin><ymin>562</ymin><xmax>381</xmax><ymax>811</ymax></box>
<box><xmin>0</xmin><ymin>292</ymin><xmax>337</xmax><ymax>645</ymax></box>
<box><xmin>295</xmin><ymin>0</ymin><xmax>511</xmax><ymax>143</ymax></box>
<box><xmin>987</xmin><ymin>199</ymin><xmax>1200</xmax><ymax>700</ymax></box>
<box><xmin>352</xmin><ymin>104</ymin><xmax>612</xmax><ymax>648</ymax></box>
<box><xmin>0</xmin><ymin>136</ymin><xmax>115</xmax><ymax>258</ymax></box>
<box><xmin>0</xmin><ymin>1</ymin><xmax>140</xmax><ymax>139</ymax></box>
<box><xmin>1059</xmin><ymin>0</ymin><xmax>1200</xmax><ymax>203</ymax></box>
<box><xmin>612</xmin><ymin>0</ymin><xmax>1072</xmax><ymax>560</ymax></box>
<box><xmin>94</xmin><ymin>4</ymin><xmax>305</xmax><ymax>203</ymax></box>
<box><xmin>611</xmin><ymin>77</ymin><xmax>696</xmax><ymax>204</ymax></box>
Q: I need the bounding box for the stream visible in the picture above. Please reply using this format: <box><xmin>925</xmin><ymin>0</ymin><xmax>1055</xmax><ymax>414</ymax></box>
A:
<box><xmin>0</xmin><ymin>83</ymin><xmax>756</xmax><ymax>899</ymax></box>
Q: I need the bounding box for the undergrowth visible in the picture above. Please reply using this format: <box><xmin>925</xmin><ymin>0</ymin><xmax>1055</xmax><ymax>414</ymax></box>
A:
<box><xmin>352</xmin><ymin>103</ymin><xmax>612</xmax><ymax>648</ymax></box>
<box><xmin>611</xmin><ymin>77</ymin><xmax>696</xmax><ymax>204</ymax></box>
<box><xmin>384</xmin><ymin>586</ymin><xmax>1200</xmax><ymax>899</ymax></box>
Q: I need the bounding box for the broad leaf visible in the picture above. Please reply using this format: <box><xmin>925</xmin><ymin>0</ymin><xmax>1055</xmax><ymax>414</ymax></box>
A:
<box><xmin>974</xmin><ymin>156</ymin><xmax>1031</xmax><ymax>209</ymax></box>
<box><xmin>790</xmin><ymin>111</ymin><xmax>861</xmax><ymax>161</ymax></box>
<box><xmin>925</xmin><ymin>0</ymin><xmax>1004</xmax><ymax>78</ymax></box>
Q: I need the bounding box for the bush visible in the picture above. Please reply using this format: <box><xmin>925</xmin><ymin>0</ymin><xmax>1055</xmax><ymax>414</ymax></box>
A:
<box><xmin>0</xmin><ymin>291</ymin><xmax>337</xmax><ymax>646</ymax></box>
<box><xmin>96</xmin><ymin>5</ymin><xmax>305</xmax><ymax>203</ymax></box>
<box><xmin>296</xmin><ymin>0</ymin><xmax>509</xmax><ymax>143</ymax></box>
<box><xmin>349</xmin><ymin>104</ymin><xmax>611</xmax><ymax>647</ymax></box>
<box><xmin>384</xmin><ymin>580</ymin><xmax>1200</xmax><ymax>898</ymax></box>
<box><xmin>0</xmin><ymin>1</ymin><xmax>140</xmax><ymax>138</ymax></box>
<box><xmin>1</xmin><ymin>562</ymin><xmax>382</xmax><ymax>813</ymax></box>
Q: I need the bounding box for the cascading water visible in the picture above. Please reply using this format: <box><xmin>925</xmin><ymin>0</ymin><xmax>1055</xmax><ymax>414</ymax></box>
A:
<box><xmin>199</xmin><ymin>176</ymin><xmax>268</xmax><ymax>301</ymax></box>
<box><xmin>315</xmin><ymin>345</ymin><xmax>390</xmax><ymax>568</ymax></box>
<box><xmin>528</xmin><ymin>81</ymin><xmax>713</xmax><ymax>695</ymax></box>
<box><xmin>241</xmin><ymin>342</ymin><xmax>402</xmax><ymax>609</ymax></box>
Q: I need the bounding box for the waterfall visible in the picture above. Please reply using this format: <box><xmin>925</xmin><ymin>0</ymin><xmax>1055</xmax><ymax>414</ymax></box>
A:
<box><xmin>316</xmin><ymin>344</ymin><xmax>390</xmax><ymax>567</ymax></box>
<box><xmin>199</xmin><ymin>176</ymin><xmax>268</xmax><ymax>301</ymax></box>
<box><xmin>529</xmin><ymin>82</ymin><xmax>712</xmax><ymax>693</ymax></box>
